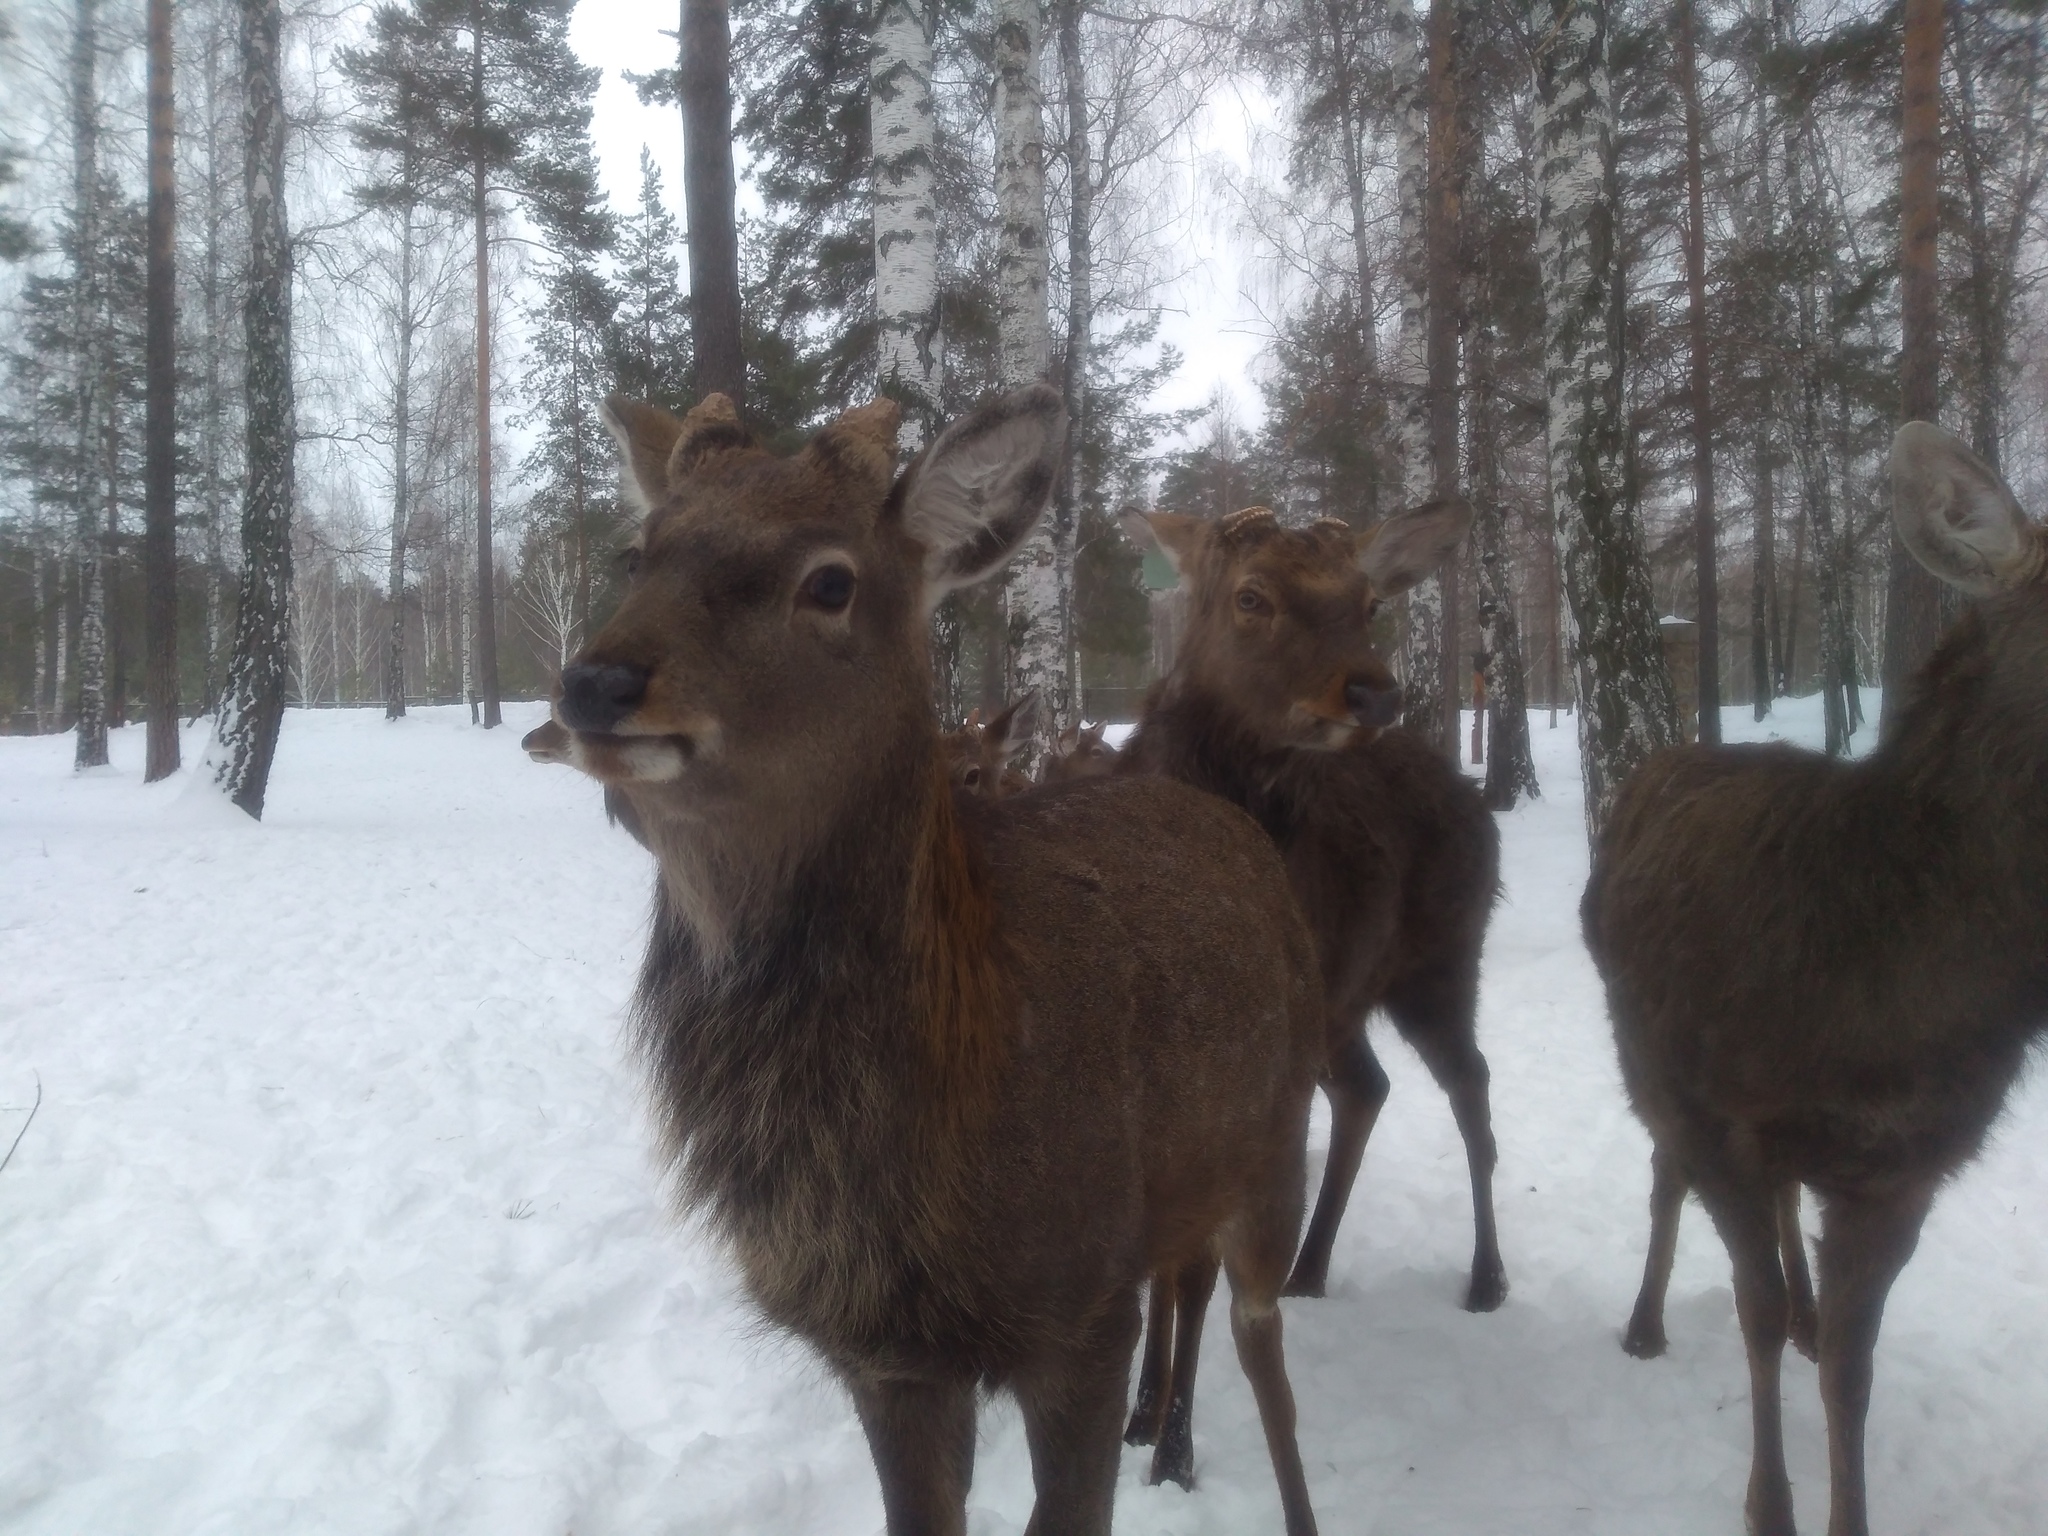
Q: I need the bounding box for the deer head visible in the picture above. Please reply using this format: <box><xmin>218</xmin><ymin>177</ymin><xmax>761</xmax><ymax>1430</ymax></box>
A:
<box><xmin>1127</xmin><ymin>499</ymin><xmax>1472</xmax><ymax>750</ymax></box>
<box><xmin>525</xmin><ymin>386</ymin><xmax>1064</xmax><ymax>852</ymax></box>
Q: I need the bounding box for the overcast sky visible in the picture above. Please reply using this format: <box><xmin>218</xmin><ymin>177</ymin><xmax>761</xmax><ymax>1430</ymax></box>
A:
<box><xmin>565</xmin><ymin>6</ymin><xmax>1274</xmax><ymax>446</ymax></box>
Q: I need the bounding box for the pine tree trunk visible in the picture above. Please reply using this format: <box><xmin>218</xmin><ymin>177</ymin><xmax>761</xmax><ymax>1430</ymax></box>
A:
<box><xmin>33</xmin><ymin>554</ymin><xmax>50</xmax><ymax>733</ymax></box>
<box><xmin>199</xmin><ymin>0</ymin><xmax>228</xmax><ymax>720</ymax></box>
<box><xmin>1425</xmin><ymin>0</ymin><xmax>1467</xmax><ymax>760</ymax></box>
<box><xmin>386</xmin><ymin>196</ymin><xmax>415</xmax><ymax>721</ymax></box>
<box><xmin>206</xmin><ymin>0</ymin><xmax>295</xmax><ymax>818</ymax></box>
<box><xmin>1387</xmin><ymin>0</ymin><xmax>1439</xmax><ymax>741</ymax></box>
<box><xmin>1882</xmin><ymin>0</ymin><xmax>1945</xmax><ymax>733</ymax></box>
<box><xmin>994</xmin><ymin>0</ymin><xmax>1061</xmax><ymax>761</ymax></box>
<box><xmin>1750</xmin><ymin>417</ymin><xmax>1777</xmax><ymax>716</ymax></box>
<box><xmin>144</xmin><ymin>0</ymin><xmax>180</xmax><ymax>779</ymax></box>
<box><xmin>467</xmin><ymin>12</ymin><xmax>501</xmax><ymax>728</ymax></box>
<box><xmin>1534</xmin><ymin>0</ymin><xmax>1678</xmax><ymax>842</ymax></box>
<box><xmin>871</xmin><ymin>0</ymin><xmax>942</xmax><ymax>451</ymax></box>
<box><xmin>681</xmin><ymin>0</ymin><xmax>746</xmax><ymax>404</ymax></box>
<box><xmin>1677</xmin><ymin>0</ymin><xmax>1718</xmax><ymax>745</ymax></box>
<box><xmin>70</xmin><ymin>0</ymin><xmax>108</xmax><ymax>771</ymax></box>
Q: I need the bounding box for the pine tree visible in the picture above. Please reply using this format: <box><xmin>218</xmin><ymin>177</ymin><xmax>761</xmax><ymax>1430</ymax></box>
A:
<box><xmin>143</xmin><ymin>0</ymin><xmax>179</xmax><ymax>779</ymax></box>
<box><xmin>608</xmin><ymin>148</ymin><xmax>693</xmax><ymax>411</ymax></box>
<box><xmin>682</xmin><ymin>0</ymin><xmax>747</xmax><ymax>404</ymax></box>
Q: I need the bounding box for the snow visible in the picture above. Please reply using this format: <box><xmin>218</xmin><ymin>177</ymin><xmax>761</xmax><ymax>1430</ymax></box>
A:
<box><xmin>3</xmin><ymin>698</ymin><xmax>2043</xmax><ymax>1534</ymax></box>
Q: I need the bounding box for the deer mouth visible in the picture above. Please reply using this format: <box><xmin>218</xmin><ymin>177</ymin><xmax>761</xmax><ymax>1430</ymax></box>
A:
<box><xmin>526</xmin><ymin>714</ymin><xmax>719</xmax><ymax>785</ymax></box>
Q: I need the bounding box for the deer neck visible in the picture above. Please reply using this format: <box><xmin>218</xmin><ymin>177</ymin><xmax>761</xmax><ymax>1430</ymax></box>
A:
<box><xmin>628</xmin><ymin>718</ymin><xmax>1007</xmax><ymax>1323</ymax></box>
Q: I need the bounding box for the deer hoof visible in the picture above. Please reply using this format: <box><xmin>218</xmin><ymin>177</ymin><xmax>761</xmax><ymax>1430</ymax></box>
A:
<box><xmin>1463</xmin><ymin>1267</ymin><xmax>1508</xmax><ymax>1313</ymax></box>
<box><xmin>1621</xmin><ymin>1321</ymin><xmax>1668</xmax><ymax>1360</ymax></box>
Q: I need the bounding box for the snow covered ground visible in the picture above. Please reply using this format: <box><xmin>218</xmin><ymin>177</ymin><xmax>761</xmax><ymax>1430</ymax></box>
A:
<box><xmin>2</xmin><ymin>697</ymin><xmax>2043</xmax><ymax>1535</ymax></box>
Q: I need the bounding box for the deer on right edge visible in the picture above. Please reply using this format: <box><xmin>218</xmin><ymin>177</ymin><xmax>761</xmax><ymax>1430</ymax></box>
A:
<box><xmin>1584</xmin><ymin>422</ymin><xmax>2048</xmax><ymax>1536</ymax></box>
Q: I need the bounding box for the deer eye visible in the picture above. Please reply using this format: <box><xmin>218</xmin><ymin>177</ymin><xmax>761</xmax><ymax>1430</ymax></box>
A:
<box><xmin>962</xmin><ymin>765</ymin><xmax>982</xmax><ymax>787</ymax></box>
<box><xmin>1367</xmin><ymin>596</ymin><xmax>1384</xmax><ymax>619</ymax></box>
<box><xmin>801</xmin><ymin>563</ymin><xmax>856</xmax><ymax>613</ymax></box>
<box><xmin>1236</xmin><ymin>587</ymin><xmax>1266</xmax><ymax>614</ymax></box>
<box><xmin>617</xmin><ymin>546</ymin><xmax>643</xmax><ymax>579</ymax></box>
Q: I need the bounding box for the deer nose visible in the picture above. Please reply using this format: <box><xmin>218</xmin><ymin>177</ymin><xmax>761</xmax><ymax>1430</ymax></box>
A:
<box><xmin>1344</xmin><ymin>677</ymin><xmax>1402</xmax><ymax>730</ymax></box>
<box><xmin>558</xmin><ymin>662</ymin><xmax>649</xmax><ymax>733</ymax></box>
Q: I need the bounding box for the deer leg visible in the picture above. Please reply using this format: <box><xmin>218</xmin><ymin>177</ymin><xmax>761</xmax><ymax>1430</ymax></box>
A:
<box><xmin>1017</xmin><ymin>1287</ymin><xmax>1142</xmax><ymax>1536</ymax></box>
<box><xmin>1148</xmin><ymin>1251</ymin><xmax>1222</xmax><ymax>1490</ymax></box>
<box><xmin>1226</xmin><ymin>1173</ymin><xmax>1320</xmax><ymax>1536</ymax></box>
<box><xmin>1284</xmin><ymin>1028</ymin><xmax>1388</xmax><ymax>1298</ymax></box>
<box><xmin>1123</xmin><ymin>1274</ymin><xmax>1174</xmax><ymax>1447</ymax></box>
<box><xmin>845</xmin><ymin>1371</ymin><xmax>978</xmax><ymax>1536</ymax></box>
<box><xmin>1392</xmin><ymin>972</ymin><xmax>1507</xmax><ymax>1312</ymax></box>
<box><xmin>1779</xmin><ymin>1184</ymin><xmax>1819</xmax><ymax>1363</ymax></box>
<box><xmin>1696</xmin><ymin>1174</ymin><xmax>1798</xmax><ymax>1536</ymax></box>
<box><xmin>1814</xmin><ymin>1182</ymin><xmax>1936</xmax><ymax>1536</ymax></box>
<box><xmin>1623</xmin><ymin>1147</ymin><xmax>1687</xmax><ymax>1359</ymax></box>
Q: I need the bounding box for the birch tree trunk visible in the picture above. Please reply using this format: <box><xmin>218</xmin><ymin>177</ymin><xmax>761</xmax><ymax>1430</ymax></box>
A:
<box><xmin>871</xmin><ymin>0</ymin><xmax>942</xmax><ymax>452</ymax></box>
<box><xmin>1472</xmin><ymin>306</ymin><xmax>1538</xmax><ymax>807</ymax></box>
<box><xmin>1882</xmin><ymin>0</ymin><xmax>1945</xmax><ymax>734</ymax></box>
<box><xmin>144</xmin><ymin>0</ymin><xmax>180</xmax><ymax>779</ymax></box>
<box><xmin>1424</xmin><ymin>0</ymin><xmax>1467</xmax><ymax>758</ymax></box>
<box><xmin>206</xmin><ymin>0</ymin><xmax>295</xmax><ymax>818</ymax></box>
<box><xmin>1387</xmin><ymin>0</ymin><xmax>1440</xmax><ymax>742</ymax></box>
<box><xmin>1533</xmin><ymin>0</ymin><xmax>1678</xmax><ymax>842</ymax></box>
<box><xmin>1676</xmin><ymin>0</ymin><xmax>1718</xmax><ymax>745</ymax></box>
<box><xmin>993</xmin><ymin>0</ymin><xmax>1062</xmax><ymax>759</ymax></box>
<box><xmin>71</xmin><ymin>0</ymin><xmax>108</xmax><ymax>771</ymax></box>
<box><xmin>469</xmin><ymin>8</ymin><xmax>501</xmax><ymax>729</ymax></box>
<box><xmin>681</xmin><ymin>0</ymin><xmax>746</xmax><ymax>404</ymax></box>
<box><xmin>386</xmin><ymin>195</ymin><xmax>415</xmax><ymax>720</ymax></box>
<box><xmin>1056</xmin><ymin>0</ymin><xmax>1090</xmax><ymax>720</ymax></box>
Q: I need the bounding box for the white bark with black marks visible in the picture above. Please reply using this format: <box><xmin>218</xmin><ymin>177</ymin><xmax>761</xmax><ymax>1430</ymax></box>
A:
<box><xmin>871</xmin><ymin>0</ymin><xmax>942</xmax><ymax>453</ymax></box>
<box><xmin>1533</xmin><ymin>0</ymin><xmax>1677</xmax><ymax>841</ymax></box>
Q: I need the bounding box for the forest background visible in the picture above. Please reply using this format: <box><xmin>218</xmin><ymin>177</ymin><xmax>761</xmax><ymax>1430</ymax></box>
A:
<box><xmin>0</xmin><ymin>0</ymin><xmax>2041</xmax><ymax>830</ymax></box>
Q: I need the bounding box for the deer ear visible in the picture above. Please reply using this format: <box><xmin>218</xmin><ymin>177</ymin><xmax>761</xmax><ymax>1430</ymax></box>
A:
<box><xmin>1358</xmin><ymin>496</ymin><xmax>1473</xmax><ymax>596</ymax></box>
<box><xmin>895</xmin><ymin>384</ymin><xmax>1065</xmax><ymax>606</ymax></box>
<box><xmin>1123</xmin><ymin>510</ymin><xmax>1203</xmax><ymax>579</ymax></box>
<box><xmin>1893</xmin><ymin>421</ymin><xmax>2038</xmax><ymax>593</ymax></box>
<box><xmin>987</xmin><ymin>691</ymin><xmax>1040</xmax><ymax>759</ymax></box>
<box><xmin>601</xmin><ymin>396</ymin><xmax>687</xmax><ymax>515</ymax></box>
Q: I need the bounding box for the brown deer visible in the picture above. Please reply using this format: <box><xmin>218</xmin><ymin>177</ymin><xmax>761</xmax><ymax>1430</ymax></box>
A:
<box><xmin>1582</xmin><ymin>421</ymin><xmax>2048</xmax><ymax>1536</ymax></box>
<box><xmin>1043</xmin><ymin>722</ymin><xmax>1120</xmax><ymax>784</ymax></box>
<box><xmin>524</xmin><ymin>385</ymin><xmax>1326</xmax><ymax>1536</ymax></box>
<box><xmin>939</xmin><ymin>694</ymin><xmax>1037</xmax><ymax>798</ymax></box>
<box><xmin>1116</xmin><ymin>502</ymin><xmax>1504</xmax><ymax>1489</ymax></box>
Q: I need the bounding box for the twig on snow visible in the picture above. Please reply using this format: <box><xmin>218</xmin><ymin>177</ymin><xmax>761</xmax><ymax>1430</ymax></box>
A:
<box><xmin>0</xmin><ymin>1073</ymin><xmax>42</xmax><ymax>1177</ymax></box>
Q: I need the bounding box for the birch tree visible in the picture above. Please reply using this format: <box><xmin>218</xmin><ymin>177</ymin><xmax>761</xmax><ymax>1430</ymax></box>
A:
<box><xmin>1387</xmin><ymin>0</ymin><xmax>1442</xmax><ymax>744</ymax></box>
<box><xmin>205</xmin><ymin>0</ymin><xmax>295</xmax><ymax>818</ymax></box>
<box><xmin>1533</xmin><ymin>0</ymin><xmax>1676</xmax><ymax>841</ymax></box>
<box><xmin>871</xmin><ymin>0</ymin><xmax>941</xmax><ymax>451</ymax></box>
<box><xmin>994</xmin><ymin>0</ymin><xmax>1063</xmax><ymax>757</ymax></box>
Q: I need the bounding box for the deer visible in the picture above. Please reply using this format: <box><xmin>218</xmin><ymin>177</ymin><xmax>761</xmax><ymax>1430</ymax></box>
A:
<box><xmin>1581</xmin><ymin>421</ymin><xmax>2048</xmax><ymax>1536</ymax></box>
<box><xmin>938</xmin><ymin>694</ymin><xmax>1037</xmax><ymax>798</ymax></box>
<box><xmin>1116</xmin><ymin>501</ymin><xmax>1504</xmax><ymax>1490</ymax></box>
<box><xmin>1043</xmin><ymin>722</ymin><xmax>1120</xmax><ymax>784</ymax></box>
<box><xmin>522</xmin><ymin>385</ymin><xmax>1327</xmax><ymax>1536</ymax></box>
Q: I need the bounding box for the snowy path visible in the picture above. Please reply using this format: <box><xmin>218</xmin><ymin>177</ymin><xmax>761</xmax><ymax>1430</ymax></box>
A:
<box><xmin>2</xmin><ymin>702</ymin><xmax>2043</xmax><ymax>1534</ymax></box>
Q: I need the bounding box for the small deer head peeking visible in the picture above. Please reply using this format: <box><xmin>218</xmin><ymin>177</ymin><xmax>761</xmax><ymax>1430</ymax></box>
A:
<box><xmin>525</xmin><ymin>386</ymin><xmax>1065</xmax><ymax>843</ymax></box>
<box><xmin>942</xmin><ymin>693</ymin><xmax>1039</xmax><ymax>798</ymax></box>
<box><xmin>1127</xmin><ymin>499</ymin><xmax>1472</xmax><ymax>750</ymax></box>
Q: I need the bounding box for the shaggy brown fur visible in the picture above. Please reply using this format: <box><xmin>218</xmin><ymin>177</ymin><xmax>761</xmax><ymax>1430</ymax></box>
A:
<box><xmin>527</xmin><ymin>386</ymin><xmax>1326</xmax><ymax>1536</ymax></box>
<box><xmin>1583</xmin><ymin>422</ymin><xmax>2048</xmax><ymax>1536</ymax></box>
<box><xmin>1114</xmin><ymin>500</ymin><xmax>1502</xmax><ymax>1489</ymax></box>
